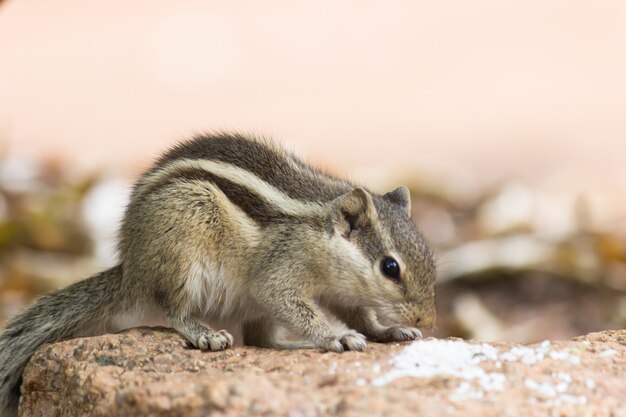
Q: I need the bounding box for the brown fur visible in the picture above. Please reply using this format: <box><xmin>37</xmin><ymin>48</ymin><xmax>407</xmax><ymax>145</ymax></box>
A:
<box><xmin>0</xmin><ymin>133</ymin><xmax>436</xmax><ymax>417</ymax></box>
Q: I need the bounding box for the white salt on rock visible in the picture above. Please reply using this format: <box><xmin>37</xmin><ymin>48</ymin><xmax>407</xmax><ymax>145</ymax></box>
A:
<box><xmin>599</xmin><ymin>349</ymin><xmax>617</xmax><ymax>357</ymax></box>
<box><xmin>370</xmin><ymin>337</ymin><xmax>605</xmax><ymax>407</ymax></box>
<box><xmin>372</xmin><ymin>339</ymin><xmax>505</xmax><ymax>393</ymax></box>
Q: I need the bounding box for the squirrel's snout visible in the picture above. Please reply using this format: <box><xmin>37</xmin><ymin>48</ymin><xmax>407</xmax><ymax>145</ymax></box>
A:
<box><xmin>396</xmin><ymin>302</ymin><xmax>436</xmax><ymax>330</ymax></box>
<box><xmin>417</xmin><ymin>313</ymin><xmax>436</xmax><ymax>330</ymax></box>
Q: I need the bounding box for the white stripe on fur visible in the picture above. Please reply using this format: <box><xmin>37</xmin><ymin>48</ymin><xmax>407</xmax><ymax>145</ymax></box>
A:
<box><xmin>137</xmin><ymin>159</ymin><xmax>324</xmax><ymax>216</ymax></box>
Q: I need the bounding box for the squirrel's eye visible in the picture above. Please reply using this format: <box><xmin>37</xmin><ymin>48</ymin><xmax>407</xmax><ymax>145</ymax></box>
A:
<box><xmin>381</xmin><ymin>257</ymin><xmax>400</xmax><ymax>281</ymax></box>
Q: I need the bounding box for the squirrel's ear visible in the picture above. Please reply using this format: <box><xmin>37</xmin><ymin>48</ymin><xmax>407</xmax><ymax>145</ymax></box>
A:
<box><xmin>383</xmin><ymin>186</ymin><xmax>411</xmax><ymax>215</ymax></box>
<box><xmin>331</xmin><ymin>188</ymin><xmax>375</xmax><ymax>237</ymax></box>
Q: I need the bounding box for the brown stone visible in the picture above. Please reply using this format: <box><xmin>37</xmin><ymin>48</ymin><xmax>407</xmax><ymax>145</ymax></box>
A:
<box><xmin>19</xmin><ymin>327</ymin><xmax>626</xmax><ymax>417</ymax></box>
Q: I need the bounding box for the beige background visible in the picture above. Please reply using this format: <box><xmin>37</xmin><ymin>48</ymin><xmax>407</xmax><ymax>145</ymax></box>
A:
<box><xmin>1</xmin><ymin>0</ymin><xmax>625</xmax><ymax>193</ymax></box>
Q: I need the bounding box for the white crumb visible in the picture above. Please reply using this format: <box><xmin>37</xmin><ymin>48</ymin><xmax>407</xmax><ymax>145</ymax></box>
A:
<box><xmin>555</xmin><ymin>372</ymin><xmax>572</xmax><ymax>383</ymax></box>
<box><xmin>555</xmin><ymin>382</ymin><xmax>568</xmax><ymax>393</ymax></box>
<box><xmin>328</xmin><ymin>362</ymin><xmax>337</xmax><ymax>375</ymax></box>
<box><xmin>525</xmin><ymin>378</ymin><xmax>557</xmax><ymax>398</ymax></box>
<box><xmin>450</xmin><ymin>381</ymin><xmax>484</xmax><ymax>401</ymax></box>
<box><xmin>599</xmin><ymin>349</ymin><xmax>617</xmax><ymax>357</ymax></box>
<box><xmin>549</xmin><ymin>351</ymin><xmax>568</xmax><ymax>360</ymax></box>
<box><xmin>567</xmin><ymin>355</ymin><xmax>581</xmax><ymax>365</ymax></box>
<box><xmin>558</xmin><ymin>394</ymin><xmax>587</xmax><ymax>405</ymax></box>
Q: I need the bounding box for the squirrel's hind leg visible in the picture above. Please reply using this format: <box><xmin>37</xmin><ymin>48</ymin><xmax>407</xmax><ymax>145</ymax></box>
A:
<box><xmin>169</xmin><ymin>315</ymin><xmax>234</xmax><ymax>351</ymax></box>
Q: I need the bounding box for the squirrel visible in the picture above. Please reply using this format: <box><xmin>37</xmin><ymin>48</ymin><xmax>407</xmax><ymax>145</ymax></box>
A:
<box><xmin>0</xmin><ymin>132</ymin><xmax>436</xmax><ymax>416</ymax></box>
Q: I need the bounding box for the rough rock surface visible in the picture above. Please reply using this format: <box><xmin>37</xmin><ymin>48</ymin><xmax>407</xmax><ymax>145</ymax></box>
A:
<box><xmin>20</xmin><ymin>327</ymin><xmax>626</xmax><ymax>417</ymax></box>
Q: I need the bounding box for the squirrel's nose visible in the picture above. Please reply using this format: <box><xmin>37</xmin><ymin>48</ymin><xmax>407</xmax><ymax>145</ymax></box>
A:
<box><xmin>416</xmin><ymin>315</ymin><xmax>435</xmax><ymax>330</ymax></box>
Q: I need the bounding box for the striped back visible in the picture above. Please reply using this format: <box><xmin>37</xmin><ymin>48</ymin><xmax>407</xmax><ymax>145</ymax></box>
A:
<box><xmin>134</xmin><ymin>133</ymin><xmax>356</xmax><ymax>226</ymax></box>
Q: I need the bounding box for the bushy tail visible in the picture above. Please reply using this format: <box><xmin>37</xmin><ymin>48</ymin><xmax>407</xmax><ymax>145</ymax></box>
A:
<box><xmin>0</xmin><ymin>265</ymin><xmax>125</xmax><ymax>417</ymax></box>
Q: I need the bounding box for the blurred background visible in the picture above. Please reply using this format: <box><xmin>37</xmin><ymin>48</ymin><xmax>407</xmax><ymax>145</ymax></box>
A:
<box><xmin>1</xmin><ymin>0</ymin><xmax>625</xmax><ymax>343</ymax></box>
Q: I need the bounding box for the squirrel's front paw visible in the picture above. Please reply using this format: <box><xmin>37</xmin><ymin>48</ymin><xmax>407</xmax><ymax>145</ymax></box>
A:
<box><xmin>319</xmin><ymin>331</ymin><xmax>367</xmax><ymax>352</ymax></box>
<box><xmin>372</xmin><ymin>325</ymin><xmax>422</xmax><ymax>343</ymax></box>
<box><xmin>196</xmin><ymin>329</ymin><xmax>234</xmax><ymax>351</ymax></box>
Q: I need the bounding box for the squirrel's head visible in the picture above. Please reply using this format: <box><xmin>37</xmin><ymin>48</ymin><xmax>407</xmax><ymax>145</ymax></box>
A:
<box><xmin>327</xmin><ymin>187</ymin><xmax>436</xmax><ymax>330</ymax></box>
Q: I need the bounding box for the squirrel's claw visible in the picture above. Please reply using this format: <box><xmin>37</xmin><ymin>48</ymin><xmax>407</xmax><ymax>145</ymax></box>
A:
<box><xmin>319</xmin><ymin>330</ymin><xmax>367</xmax><ymax>352</ymax></box>
<box><xmin>197</xmin><ymin>329</ymin><xmax>234</xmax><ymax>351</ymax></box>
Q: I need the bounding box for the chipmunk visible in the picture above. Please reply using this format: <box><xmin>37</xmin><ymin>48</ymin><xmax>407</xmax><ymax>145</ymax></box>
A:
<box><xmin>0</xmin><ymin>132</ymin><xmax>436</xmax><ymax>416</ymax></box>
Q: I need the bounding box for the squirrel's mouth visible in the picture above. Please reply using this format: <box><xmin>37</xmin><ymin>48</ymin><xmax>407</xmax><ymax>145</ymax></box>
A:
<box><xmin>373</xmin><ymin>304</ymin><xmax>436</xmax><ymax>330</ymax></box>
<box><xmin>372</xmin><ymin>305</ymin><xmax>414</xmax><ymax>327</ymax></box>
<box><xmin>416</xmin><ymin>314</ymin><xmax>436</xmax><ymax>331</ymax></box>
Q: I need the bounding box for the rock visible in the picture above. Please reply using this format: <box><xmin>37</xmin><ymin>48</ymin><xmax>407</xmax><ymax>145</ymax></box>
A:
<box><xmin>20</xmin><ymin>327</ymin><xmax>626</xmax><ymax>417</ymax></box>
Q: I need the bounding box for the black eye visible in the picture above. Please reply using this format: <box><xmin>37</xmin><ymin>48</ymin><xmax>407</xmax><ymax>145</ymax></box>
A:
<box><xmin>381</xmin><ymin>257</ymin><xmax>400</xmax><ymax>280</ymax></box>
